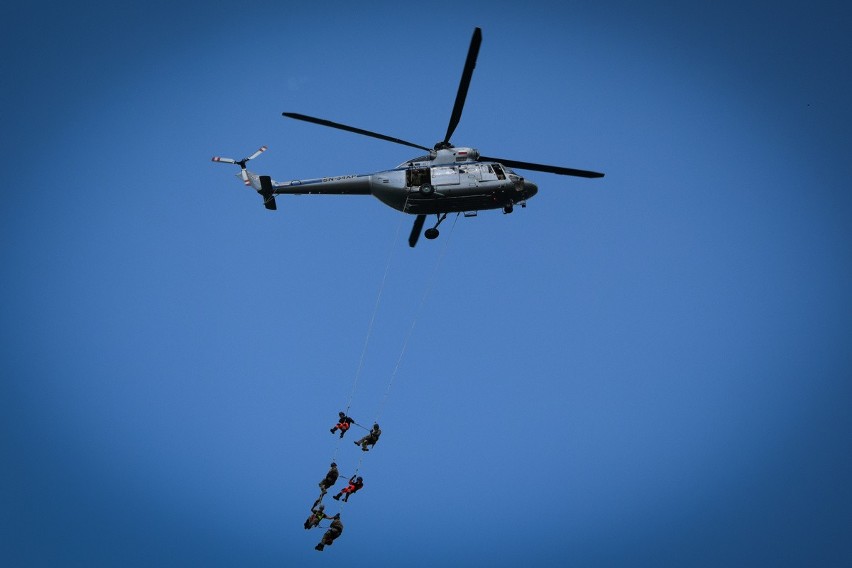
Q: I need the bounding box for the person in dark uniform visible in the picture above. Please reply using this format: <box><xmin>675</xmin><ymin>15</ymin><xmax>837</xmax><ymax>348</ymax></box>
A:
<box><xmin>354</xmin><ymin>423</ymin><xmax>381</xmax><ymax>451</ymax></box>
<box><xmin>318</xmin><ymin>462</ymin><xmax>339</xmax><ymax>496</ymax></box>
<box><xmin>315</xmin><ymin>514</ymin><xmax>343</xmax><ymax>551</ymax></box>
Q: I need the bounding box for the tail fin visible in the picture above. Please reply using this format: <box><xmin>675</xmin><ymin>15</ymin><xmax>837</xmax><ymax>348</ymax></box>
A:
<box><xmin>259</xmin><ymin>176</ymin><xmax>277</xmax><ymax>210</ymax></box>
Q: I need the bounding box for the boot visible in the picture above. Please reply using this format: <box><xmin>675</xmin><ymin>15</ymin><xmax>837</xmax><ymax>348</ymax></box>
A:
<box><xmin>315</xmin><ymin>544</ymin><xmax>324</xmax><ymax>551</ymax></box>
<box><xmin>330</xmin><ymin>428</ymin><xmax>336</xmax><ymax>434</ymax></box>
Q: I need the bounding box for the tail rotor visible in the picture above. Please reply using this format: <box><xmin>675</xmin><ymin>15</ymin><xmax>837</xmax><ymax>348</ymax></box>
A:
<box><xmin>212</xmin><ymin>145</ymin><xmax>268</xmax><ymax>185</ymax></box>
<box><xmin>212</xmin><ymin>146</ymin><xmax>277</xmax><ymax>210</ymax></box>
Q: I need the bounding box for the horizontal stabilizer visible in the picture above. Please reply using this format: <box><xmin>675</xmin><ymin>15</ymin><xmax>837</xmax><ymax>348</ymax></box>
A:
<box><xmin>259</xmin><ymin>176</ymin><xmax>277</xmax><ymax>210</ymax></box>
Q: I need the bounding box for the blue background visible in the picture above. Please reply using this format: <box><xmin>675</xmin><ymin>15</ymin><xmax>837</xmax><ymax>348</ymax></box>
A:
<box><xmin>2</xmin><ymin>1</ymin><xmax>851</xmax><ymax>566</ymax></box>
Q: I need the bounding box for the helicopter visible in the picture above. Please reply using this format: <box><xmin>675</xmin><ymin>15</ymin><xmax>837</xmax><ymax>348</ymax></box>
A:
<box><xmin>212</xmin><ymin>27</ymin><xmax>604</xmax><ymax>247</ymax></box>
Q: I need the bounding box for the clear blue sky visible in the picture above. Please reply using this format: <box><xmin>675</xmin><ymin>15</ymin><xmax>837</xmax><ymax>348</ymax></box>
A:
<box><xmin>2</xmin><ymin>1</ymin><xmax>851</xmax><ymax>566</ymax></box>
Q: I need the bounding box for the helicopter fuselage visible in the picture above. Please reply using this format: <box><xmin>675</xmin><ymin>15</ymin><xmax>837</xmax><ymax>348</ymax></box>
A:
<box><xmin>247</xmin><ymin>147</ymin><xmax>539</xmax><ymax>216</ymax></box>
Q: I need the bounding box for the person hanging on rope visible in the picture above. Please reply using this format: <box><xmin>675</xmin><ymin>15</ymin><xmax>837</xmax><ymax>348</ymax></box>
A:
<box><xmin>330</xmin><ymin>411</ymin><xmax>355</xmax><ymax>438</ymax></box>
<box><xmin>332</xmin><ymin>475</ymin><xmax>364</xmax><ymax>502</ymax></box>
<box><xmin>318</xmin><ymin>462</ymin><xmax>339</xmax><ymax>497</ymax></box>
<box><xmin>315</xmin><ymin>513</ymin><xmax>343</xmax><ymax>551</ymax></box>
<box><xmin>354</xmin><ymin>423</ymin><xmax>382</xmax><ymax>451</ymax></box>
<box><xmin>304</xmin><ymin>502</ymin><xmax>328</xmax><ymax>530</ymax></box>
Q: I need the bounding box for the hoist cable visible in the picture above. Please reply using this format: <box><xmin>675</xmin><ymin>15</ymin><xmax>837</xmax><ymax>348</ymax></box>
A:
<box><xmin>342</xmin><ymin>209</ymin><xmax>407</xmax><ymax>414</ymax></box>
<box><xmin>332</xmin><ymin>198</ymin><xmax>410</xmax><ymax>463</ymax></box>
<box><xmin>373</xmin><ymin>213</ymin><xmax>459</xmax><ymax>423</ymax></box>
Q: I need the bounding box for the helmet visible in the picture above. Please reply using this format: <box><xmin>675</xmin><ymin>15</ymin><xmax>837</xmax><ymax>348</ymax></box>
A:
<box><xmin>331</xmin><ymin>462</ymin><xmax>337</xmax><ymax>467</ymax></box>
<box><xmin>356</xmin><ymin>477</ymin><xmax>363</xmax><ymax>482</ymax></box>
<box><xmin>339</xmin><ymin>411</ymin><xmax>345</xmax><ymax>417</ymax></box>
<box><xmin>318</xmin><ymin>504</ymin><xmax>325</xmax><ymax>511</ymax></box>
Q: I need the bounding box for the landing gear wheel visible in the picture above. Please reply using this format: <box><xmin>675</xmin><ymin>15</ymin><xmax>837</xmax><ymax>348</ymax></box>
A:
<box><xmin>503</xmin><ymin>203</ymin><xmax>514</xmax><ymax>214</ymax></box>
<box><xmin>419</xmin><ymin>183</ymin><xmax>435</xmax><ymax>196</ymax></box>
<box><xmin>424</xmin><ymin>228</ymin><xmax>439</xmax><ymax>240</ymax></box>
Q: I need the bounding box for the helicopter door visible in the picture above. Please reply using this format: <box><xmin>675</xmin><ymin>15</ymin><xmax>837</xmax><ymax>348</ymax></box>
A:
<box><xmin>406</xmin><ymin>167</ymin><xmax>431</xmax><ymax>187</ymax></box>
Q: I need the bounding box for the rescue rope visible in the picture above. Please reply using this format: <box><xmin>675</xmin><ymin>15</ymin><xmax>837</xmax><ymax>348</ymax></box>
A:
<box><xmin>332</xmin><ymin>203</ymin><xmax>409</xmax><ymax>463</ymax></box>
<box><xmin>373</xmin><ymin>212</ymin><xmax>459</xmax><ymax>423</ymax></box>
<box><xmin>342</xmin><ymin>206</ymin><xmax>409</xmax><ymax>416</ymax></box>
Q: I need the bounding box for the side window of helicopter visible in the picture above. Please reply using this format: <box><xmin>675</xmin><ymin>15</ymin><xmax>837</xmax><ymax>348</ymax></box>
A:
<box><xmin>479</xmin><ymin>164</ymin><xmax>496</xmax><ymax>181</ymax></box>
<box><xmin>492</xmin><ymin>164</ymin><xmax>507</xmax><ymax>180</ymax></box>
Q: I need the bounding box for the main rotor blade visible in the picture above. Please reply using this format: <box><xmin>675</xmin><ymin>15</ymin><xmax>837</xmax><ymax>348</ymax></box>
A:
<box><xmin>408</xmin><ymin>214</ymin><xmax>427</xmax><ymax>248</ymax></box>
<box><xmin>479</xmin><ymin>155</ymin><xmax>605</xmax><ymax>178</ymax></box>
<box><xmin>443</xmin><ymin>27</ymin><xmax>482</xmax><ymax>146</ymax></box>
<box><xmin>283</xmin><ymin>112</ymin><xmax>430</xmax><ymax>152</ymax></box>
